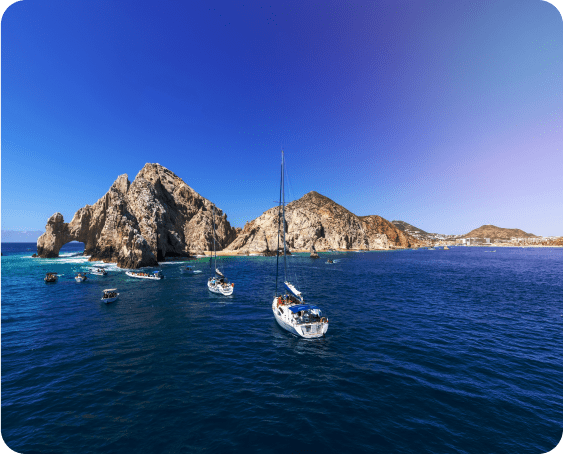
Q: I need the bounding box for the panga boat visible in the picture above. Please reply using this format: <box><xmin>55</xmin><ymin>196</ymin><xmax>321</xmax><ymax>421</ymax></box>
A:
<box><xmin>125</xmin><ymin>270</ymin><xmax>164</xmax><ymax>280</ymax></box>
<box><xmin>101</xmin><ymin>288</ymin><xmax>119</xmax><ymax>304</ymax></box>
<box><xmin>75</xmin><ymin>272</ymin><xmax>88</xmax><ymax>282</ymax></box>
<box><xmin>45</xmin><ymin>272</ymin><xmax>58</xmax><ymax>283</ymax></box>
<box><xmin>271</xmin><ymin>149</ymin><xmax>328</xmax><ymax>338</ymax></box>
<box><xmin>91</xmin><ymin>267</ymin><xmax>107</xmax><ymax>276</ymax></box>
<box><xmin>326</xmin><ymin>259</ymin><xmax>334</xmax><ymax>264</ymax></box>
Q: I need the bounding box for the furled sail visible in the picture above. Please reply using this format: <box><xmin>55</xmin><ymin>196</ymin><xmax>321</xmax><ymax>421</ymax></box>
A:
<box><xmin>215</xmin><ymin>268</ymin><xmax>224</xmax><ymax>278</ymax></box>
<box><xmin>284</xmin><ymin>281</ymin><xmax>304</xmax><ymax>301</ymax></box>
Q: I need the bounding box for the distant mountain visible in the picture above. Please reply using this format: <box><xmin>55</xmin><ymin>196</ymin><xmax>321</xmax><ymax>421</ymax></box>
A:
<box><xmin>2</xmin><ymin>230</ymin><xmax>44</xmax><ymax>242</ymax></box>
<box><xmin>462</xmin><ymin>225</ymin><xmax>537</xmax><ymax>240</ymax></box>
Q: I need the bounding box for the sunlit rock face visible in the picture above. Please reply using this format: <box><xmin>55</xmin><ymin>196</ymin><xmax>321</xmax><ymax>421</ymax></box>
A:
<box><xmin>225</xmin><ymin>191</ymin><xmax>419</xmax><ymax>254</ymax></box>
<box><xmin>37</xmin><ymin>163</ymin><xmax>238</xmax><ymax>268</ymax></box>
<box><xmin>359</xmin><ymin>215</ymin><xmax>419</xmax><ymax>249</ymax></box>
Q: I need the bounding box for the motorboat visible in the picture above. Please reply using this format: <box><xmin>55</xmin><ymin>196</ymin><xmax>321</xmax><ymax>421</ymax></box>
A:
<box><xmin>326</xmin><ymin>259</ymin><xmax>334</xmax><ymax>264</ymax></box>
<box><xmin>125</xmin><ymin>270</ymin><xmax>164</xmax><ymax>280</ymax></box>
<box><xmin>101</xmin><ymin>288</ymin><xmax>119</xmax><ymax>304</ymax></box>
<box><xmin>75</xmin><ymin>272</ymin><xmax>88</xmax><ymax>282</ymax></box>
<box><xmin>91</xmin><ymin>267</ymin><xmax>107</xmax><ymax>276</ymax></box>
<box><xmin>45</xmin><ymin>272</ymin><xmax>58</xmax><ymax>283</ymax></box>
<box><xmin>271</xmin><ymin>149</ymin><xmax>328</xmax><ymax>338</ymax></box>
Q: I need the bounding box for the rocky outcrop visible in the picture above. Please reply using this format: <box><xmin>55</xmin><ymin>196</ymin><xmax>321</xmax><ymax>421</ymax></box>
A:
<box><xmin>37</xmin><ymin>163</ymin><xmax>238</xmax><ymax>268</ymax></box>
<box><xmin>359</xmin><ymin>215</ymin><xmax>419</xmax><ymax>249</ymax></box>
<box><xmin>310</xmin><ymin>242</ymin><xmax>319</xmax><ymax>259</ymax></box>
<box><xmin>225</xmin><ymin>192</ymin><xmax>367</xmax><ymax>253</ymax></box>
<box><xmin>225</xmin><ymin>191</ymin><xmax>417</xmax><ymax>253</ymax></box>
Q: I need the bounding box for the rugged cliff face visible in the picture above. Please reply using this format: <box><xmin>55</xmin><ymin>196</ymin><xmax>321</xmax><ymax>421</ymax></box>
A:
<box><xmin>225</xmin><ymin>191</ymin><xmax>415</xmax><ymax>253</ymax></box>
<box><xmin>37</xmin><ymin>164</ymin><xmax>238</xmax><ymax>268</ymax></box>
<box><xmin>359</xmin><ymin>215</ymin><xmax>419</xmax><ymax>248</ymax></box>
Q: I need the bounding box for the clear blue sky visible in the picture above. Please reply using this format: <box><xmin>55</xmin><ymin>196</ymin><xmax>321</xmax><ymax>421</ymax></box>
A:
<box><xmin>2</xmin><ymin>0</ymin><xmax>562</xmax><ymax>236</ymax></box>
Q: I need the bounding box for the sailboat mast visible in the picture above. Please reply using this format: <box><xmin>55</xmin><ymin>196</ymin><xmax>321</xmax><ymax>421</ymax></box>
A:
<box><xmin>282</xmin><ymin>150</ymin><xmax>288</xmax><ymax>281</ymax></box>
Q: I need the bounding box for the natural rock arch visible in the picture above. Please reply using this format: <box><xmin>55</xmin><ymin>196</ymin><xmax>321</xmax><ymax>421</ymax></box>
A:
<box><xmin>37</xmin><ymin>164</ymin><xmax>238</xmax><ymax>268</ymax></box>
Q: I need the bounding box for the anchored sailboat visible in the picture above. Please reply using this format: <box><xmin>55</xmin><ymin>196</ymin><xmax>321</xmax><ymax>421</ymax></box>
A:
<box><xmin>272</xmin><ymin>150</ymin><xmax>329</xmax><ymax>338</ymax></box>
<box><xmin>207</xmin><ymin>205</ymin><xmax>234</xmax><ymax>296</ymax></box>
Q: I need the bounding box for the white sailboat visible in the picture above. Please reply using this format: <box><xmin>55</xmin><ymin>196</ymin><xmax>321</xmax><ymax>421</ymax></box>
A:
<box><xmin>207</xmin><ymin>205</ymin><xmax>234</xmax><ymax>296</ymax></box>
<box><xmin>271</xmin><ymin>150</ymin><xmax>329</xmax><ymax>338</ymax></box>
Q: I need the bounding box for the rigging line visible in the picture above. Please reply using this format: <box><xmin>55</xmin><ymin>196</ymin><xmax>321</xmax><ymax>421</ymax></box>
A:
<box><xmin>283</xmin><ymin>153</ymin><xmax>301</xmax><ymax>290</ymax></box>
<box><xmin>275</xmin><ymin>149</ymin><xmax>283</xmax><ymax>297</ymax></box>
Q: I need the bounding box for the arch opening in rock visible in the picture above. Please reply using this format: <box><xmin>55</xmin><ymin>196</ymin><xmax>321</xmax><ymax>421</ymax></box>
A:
<box><xmin>59</xmin><ymin>241</ymin><xmax>86</xmax><ymax>257</ymax></box>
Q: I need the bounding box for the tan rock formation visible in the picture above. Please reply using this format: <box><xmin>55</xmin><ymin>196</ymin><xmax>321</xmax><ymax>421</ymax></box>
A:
<box><xmin>37</xmin><ymin>163</ymin><xmax>238</xmax><ymax>268</ymax></box>
<box><xmin>359</xmin><ymin>215</ymin><xmax>419</xmax><ymax>248</ymax></box>
<box><xmin>225</xmin><ymin>191</ymin><xmax>417</xmax><ymax>253</ymax></box>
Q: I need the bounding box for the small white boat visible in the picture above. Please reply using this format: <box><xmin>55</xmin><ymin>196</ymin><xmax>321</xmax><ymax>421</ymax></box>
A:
<box><xmin>125</xmin><ymin>270</ymin><xmax>164</xmax><ymax>280</ymax></box>
<box><xmin>90</xmin><ymin>267</ymin><xmax>107</xmax><ymax>276</ymax></box>
<box><xmin>45</xmin><ymin>272</ymin><xmax>58</xmax><ymax>283</ymax></box>
<box><xmin>75</xmin><ymin>272</ymin><xmax>88</xmax><ymax>282</ymax></box>
<box><xmin>101</xmin><ymin>288</ymin><xmax>119</xmax><ymax>304</ymax></box>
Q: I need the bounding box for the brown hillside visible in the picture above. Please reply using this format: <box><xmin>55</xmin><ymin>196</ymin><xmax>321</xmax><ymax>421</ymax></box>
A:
<box><xmin>463</xmin><ymin>224</ymin><xmax>537</xmax><ymax>240</ymax></box>
<box><xmin>360</xmin><ymin>216</ymin><xmax>420</xmax><ymax>248</ymax></box>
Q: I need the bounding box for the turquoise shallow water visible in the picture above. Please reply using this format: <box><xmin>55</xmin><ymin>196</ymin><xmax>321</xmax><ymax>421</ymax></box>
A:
<box><xmin>1</xmin><ymin>243</ymin><xmax>562</xmax><ymax>453</ymax></box>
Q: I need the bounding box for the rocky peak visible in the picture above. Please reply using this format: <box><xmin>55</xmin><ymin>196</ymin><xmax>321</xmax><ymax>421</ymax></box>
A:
<box><xmin>37</xmin><ymin>164</ymin><xmax>238</xmax><ymax>268</ymax></box>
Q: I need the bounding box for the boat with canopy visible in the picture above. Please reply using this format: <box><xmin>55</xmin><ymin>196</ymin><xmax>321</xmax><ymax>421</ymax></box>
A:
<box><xmin>271</xmin><ymin>150</ymin><xmax>329</xmax><ymax>338</ymax></box>
<box><xmin>125</xmin><ymin>270</ymin><xmax>164</xmax><ymax>280</ymax></box>
<box><xmin>207</xmin><ymin>205</ymin><xmax>234</xmax><ymax>295</ymax></box>
<box><xmin>101</xmin><ymin>288</ymin><xmax>119</xmax><ymax>304</ymax></box>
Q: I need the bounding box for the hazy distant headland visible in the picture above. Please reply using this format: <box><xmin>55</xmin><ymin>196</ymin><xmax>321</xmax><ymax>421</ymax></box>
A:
<box><xmin>2</xmin><ymin>230</ymin><xmax>44</xmax><ymax>243</ymax></box>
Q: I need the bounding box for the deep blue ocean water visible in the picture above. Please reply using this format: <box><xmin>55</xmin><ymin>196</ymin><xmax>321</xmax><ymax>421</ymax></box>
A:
<box><xmin>1</xmin><ymin>243</ymin><xmax>562</xmax><ymax>454</ymax></box>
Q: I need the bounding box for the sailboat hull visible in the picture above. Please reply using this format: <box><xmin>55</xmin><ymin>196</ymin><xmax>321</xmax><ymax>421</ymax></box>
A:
<box><xmin>272</xmin><ymin>297</ymin><xmax>328</xmax><ymax>338</ymax></box>
<box><xmin>208</xmin><ymin>279</ymin><xmax>234</xmax><ymax>296</ymax></box>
